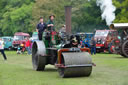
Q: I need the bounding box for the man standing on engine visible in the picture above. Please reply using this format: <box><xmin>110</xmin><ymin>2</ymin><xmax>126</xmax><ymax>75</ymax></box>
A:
<box><xmin>47</xmin><ymin>15</ymin><xmax>55</xmax><ymax>31</ymax></box>
<box><xmin>46</xmin><ymin>15</ymin><xmax>55</xmax><ymax>47</ymax></box>
<box><xmin>36</xmin><ymin>17</ymin><xmax>47</xmax><ymax>40</ymax></box>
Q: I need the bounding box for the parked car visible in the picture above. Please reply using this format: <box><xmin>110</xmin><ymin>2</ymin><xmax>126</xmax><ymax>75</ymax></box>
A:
<box><xmin>94</xmin><ymin>30</ymin><xmax>118</xmax><ymax>53</ymax></box>
<box><xmin>12</xmin><ymin>32</ymin><xmax>30</xmax><ymax>49</ymax></box>
<box><xmin>30</xmin><ymin>32</ymin><xmax>38</xmax><ymax>42</ymax></box>
<box><xmin>1</xmin><ymin>36</ymin><xmax>13</xmax><ymax>50</ymax></box>
<box><xmin>76</xmin><ymin>32</ymin><xmax>85</xmax><ymax>41</ymax></box>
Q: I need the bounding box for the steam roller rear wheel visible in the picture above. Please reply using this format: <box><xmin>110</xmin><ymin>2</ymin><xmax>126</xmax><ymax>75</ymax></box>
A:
<box><xmin>122</xmin><ymin>40</ymin><xmax>128</xmax><ymax>58</ymax></box>
<box><xmin>58</xmin><ymin>52</ymin><xmax>92</xmax><ymax>78</ymax></box>
<box><xmin>32</xmin><ymin>41</ymin><xmax>46</xmax><ymax>71</ymax></box>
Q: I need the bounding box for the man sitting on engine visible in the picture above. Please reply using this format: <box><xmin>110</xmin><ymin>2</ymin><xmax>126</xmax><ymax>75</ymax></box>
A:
<box><xmin>63</xmin><ymin>35</ymin><xmax>80</xmax><ymax>48</ymax></box>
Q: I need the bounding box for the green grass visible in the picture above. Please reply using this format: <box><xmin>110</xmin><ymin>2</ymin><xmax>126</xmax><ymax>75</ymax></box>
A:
<box><xmin>0</xmin><ymin>51</ymin><xmax>128</xmax><ymax>85</ymax></box>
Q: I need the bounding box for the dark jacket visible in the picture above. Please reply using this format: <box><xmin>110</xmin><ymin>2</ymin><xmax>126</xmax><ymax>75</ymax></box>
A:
<box><xmin>46</xmin><ymin>20</ymin><xmax>55</xmax><ymax>31</ymax></box>
<box><xmin>37</xmin><ymin>23</ymin><xmax>47</xmax><ymax>33</ymax></box>
<box><xmin>90</xmin><ymin>40</ymin><xmax>96</xmax><ymax>47</ymax></box>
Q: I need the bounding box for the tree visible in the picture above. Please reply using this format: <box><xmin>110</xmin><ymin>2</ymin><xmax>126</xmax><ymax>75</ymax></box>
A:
<box><xmin>1</xmin><ymin>0</ymin><xmax>127</xmax><ymax>36</ymax></box>
<box><xmin>0</xmin><ymin>0</ymin><xmax>34</xmax><ymax>36</ymax></box>
<box><xmin>71</xmin><ymin>0</ymin><xmax>108</xmax><ymax>32</ymax></box>
<box><xmin>32</xmin><ymin>0</ymin><xmax>108</xmax><ymax>33</ymax></box>
<box><xmin>113</xmin><ymin>0</ymin><xmax>128</xmax><ymax>23</ymax></box>
<box><xmin>31</xmin><ymin>0</ymin><xmax>66</xmax><ymax>31</ymax></box>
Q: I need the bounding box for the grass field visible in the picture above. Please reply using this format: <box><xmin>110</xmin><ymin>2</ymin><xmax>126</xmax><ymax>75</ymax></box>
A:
<box><xmin>0</xmin><ymin>51</ymin><xmax>128</xmax><ymax>85</ymax></box>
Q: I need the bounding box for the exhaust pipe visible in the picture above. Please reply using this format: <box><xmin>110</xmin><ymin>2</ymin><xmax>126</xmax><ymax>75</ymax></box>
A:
<box><xmin>65</xmin><ymin>6</ymin><xmax>72</xmax><ymax>35</ymax></box>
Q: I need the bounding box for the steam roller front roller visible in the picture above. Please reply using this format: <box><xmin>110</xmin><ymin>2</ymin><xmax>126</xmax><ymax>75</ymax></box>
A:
<box><xmin>58</xmin><ymin>52</ymin><xmax>92</xmax><ymax>78</ymax></box>
<box><xmin>32</xmin><ymin>41</ymin><xmax>46</xmax><ymax>71</ymax></box>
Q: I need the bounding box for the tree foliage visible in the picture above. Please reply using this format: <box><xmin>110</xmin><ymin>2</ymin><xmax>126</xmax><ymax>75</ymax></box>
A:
<box><xmin>32</xmin><ymin>0</ymin><xmax>107</xmax><ymax>33</ymax></box>
<box><xmin>113</xmin><ymin>0</ymin><xmax>128</xmax><ymax>23</ymax></box>
<box><xmin>0</xmin><ymin>0</ymin><xmax>34</xmax><ymax>36</ymax></box>
<box><xmin>0</xmin><ymin>0</ymin><xmax>128</xmax><ymax>36</ymax></box>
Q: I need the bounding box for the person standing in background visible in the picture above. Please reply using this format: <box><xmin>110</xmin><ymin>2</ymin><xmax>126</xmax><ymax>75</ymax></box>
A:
<box><xmin>59</xmin><ymin>25</ymin><xmax>66</xmax><ymax>33</ymax></box>
<box><xmin>0</xmin><ymin>38</ymin><xmax>7</xmax><ymax>60</ymax></box>
<box><xmin>82</xmin><ymin>39</ymin><xmax>90</xmax><ymax>48</ymax></box>
<box><xmin>36</xmin><ymin>17</ymin><xmax>47</xmax><ymax>40</ymax></box>
<box><xmin>25</xmin><ymin>37</ymin><xmax>31</xmax><ymax>55</ymax></box>
<box><xmin>90</xmin><ymin>37</ymin><xmax>96</xmax><ymax>55</ymax></box>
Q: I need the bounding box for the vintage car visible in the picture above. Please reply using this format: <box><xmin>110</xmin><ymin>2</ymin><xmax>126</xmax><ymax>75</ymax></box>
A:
<box><xmin>12</xmin><ymin>32</ymin><xmax>30</xmax><ymax>49</ymax></box>
<box><xmin>76</xmin><ymin>32</ymin><xmax>85</xmax><ymax>40</ymax></box>
<box><xmin>30</xmin><ymin>32</ymin><xmax>39</xmax><ymax>42</ymax></box>
<box><xmin>1</xmin><ymin>36</ymin><xmax>13</xmax><ymax>50</ymax></box>
<box><xmin>94</xmin><ymin>30</ymin><xmax>118</xmax><ymax>53</ymax></box>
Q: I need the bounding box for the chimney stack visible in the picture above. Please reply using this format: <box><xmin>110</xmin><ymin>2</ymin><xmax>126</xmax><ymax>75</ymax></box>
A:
<box><xmin>65</xmin><ymin>6</ymin><xmax>72</xmax><ymax>35</ymax></box>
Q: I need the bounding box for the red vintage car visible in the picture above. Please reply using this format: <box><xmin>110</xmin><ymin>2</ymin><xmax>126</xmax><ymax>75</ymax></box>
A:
<box><xmin>94</xmin><ymin>30</ymin><xmax>119</xmax><ymax>53</ymax></box>
<box><xmin>12</xmin><ymin>32</ymin><xmax>30</xmax><ymax>49</ymax></box>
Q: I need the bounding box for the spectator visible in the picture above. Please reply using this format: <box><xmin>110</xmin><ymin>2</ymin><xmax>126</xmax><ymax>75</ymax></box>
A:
<box><xmin>0</xmin><ymin>38</ymin><xmax>7</xmax><ymax>60</ymax></box>
<box><xmin>25</xmin><ymin>37</ymin><xmax>31</xmax><ymax>55</ymax></box>
<box><xmin>17</xmin><ymin>45</ymin><xmax>22</xmax><ymax>54</ymax></box>
<box><xmin>28</xmin><ymin>40</ymin><xmax>33</xmax><ymax>54</ymax></box>
<box><xmin>82</xmin><ymin>39</ymin><xmax>90</xmax><ymax>48</ymax></box>
<box><xmin>20</xmin><ymin>43</ymin><xmax>26</xmax><ymax>54</ymax></box>
<box><xmin>59</xmin><ymin>25</ymin><xmax>66</xmax><ymax>33</ymax></box>
<box><xmin>90</xmin><ymin>37</ymin><xmax>96</xmax><ymax>55</ymax></box>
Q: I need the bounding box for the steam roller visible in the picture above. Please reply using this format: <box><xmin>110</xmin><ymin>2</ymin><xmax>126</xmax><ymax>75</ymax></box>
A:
<box><xmin>32</xmin><ymin>31</ymin><xmax>93</xmax><ymax>78</ymax></box>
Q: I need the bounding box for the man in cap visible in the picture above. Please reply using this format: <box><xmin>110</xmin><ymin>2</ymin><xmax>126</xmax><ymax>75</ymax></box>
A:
<box><xmin>45</xmin><ymin>15</ymin><xmax>56</xmax><ymax>47</ymax></box>
<box><xmin>47</xmin><ymin>15</ymin><xmax>55</xmax><ymax>31</ymax></box>
<box><xmin>0</xmin><ymin>38</ymin><xmax>7</xmax><ymax>60</ymax></box>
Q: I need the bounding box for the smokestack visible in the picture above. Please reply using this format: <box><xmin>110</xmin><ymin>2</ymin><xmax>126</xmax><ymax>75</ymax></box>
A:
<box><xmin>65</xmin><ymin>6</ymin><xmax>72</xmax><ymax>35</ymax></box>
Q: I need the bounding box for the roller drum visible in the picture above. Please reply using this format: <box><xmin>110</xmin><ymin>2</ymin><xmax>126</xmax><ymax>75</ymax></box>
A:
<box><xmin>58</xmin><ymin>66</ymin><xmax>92</xmax><ymax>78</ymax></box>
<box><xmin>58</xmin><ymin>52</ymin><xmax>92</xmax><ymax>77</ymax></box>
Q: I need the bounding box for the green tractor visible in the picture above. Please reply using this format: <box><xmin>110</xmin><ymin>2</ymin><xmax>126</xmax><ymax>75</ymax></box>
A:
<box><xmin>32</xmin><ymin>30</ymin><xmax>93</xmax><ymax>78</ymax></box>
